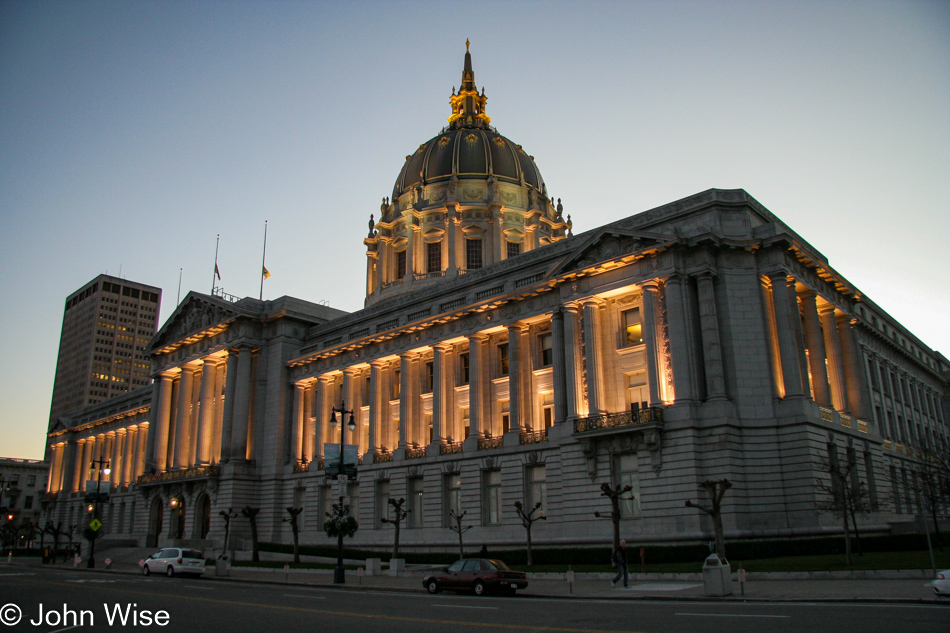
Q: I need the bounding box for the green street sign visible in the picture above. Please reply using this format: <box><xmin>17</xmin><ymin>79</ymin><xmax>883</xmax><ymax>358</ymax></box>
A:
<box><xmin>89</xmin><ymin>518</ymin><xmax>102</xmax><ymax>531</ymax></box>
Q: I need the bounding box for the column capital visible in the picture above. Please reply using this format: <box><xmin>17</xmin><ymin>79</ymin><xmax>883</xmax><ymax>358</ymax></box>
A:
<box><xmin>817</xmin><ymin>302</ymin><xmax>837</xmax><ymax>317</ymax></box>
<box><xmin>370</xmin><ymin>358</ymin><xmax>388</xmax><ymax>368</ymax></box>
<box><xmin>506</xmin><ymin>321</ymin><xmax>528</xmax><ymax>334</ymax></box>
<box><xmin>765</xmin><ymin>269</ymin><xmax>791</xmax><ymax>285</ymax></box>
<box><xmin>115</xmin><ymin>427</ymin><xmax>127</xmax><ymax>437</ymax></box>
<box><xmin>433</xmin><ymin>341</ymin><xmax>453</xmax><ymax>353</ymax></box>
<box><xmin>468</xmin><ymin>331</ymin><xmax>489</xmax><ymax>343</ymax></box>
<box><xmin>561</xmin><ymin>301</ymin><xmax>582</xmax><ymax>314</ymax></box>
<box><xmin>580</xmin><ymin>297</ymin><xmax>605</xmax><ymax>308</ymax></box>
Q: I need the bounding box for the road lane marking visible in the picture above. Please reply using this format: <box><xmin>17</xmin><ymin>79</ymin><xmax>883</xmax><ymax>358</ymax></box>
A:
<box><xmin>676</xmin><ymin>613</ymin><xmax>791</xmax><ymax>618</ymax></box>
<box><xmin>13</xmin><ymin>577</ymin><xmax>647</xmax><ymax>633</ymax></box>
<box><xmin>284</xmin><ymin>594</ymin><xmax>326</xmax><ymax>599</ymax></box>
<box><xmin>433</xmin><ymin>605</ymin><xmax>499</xmax><ymax>610</ymax></box>
<box><xmin>184</xmin><ymin>585</ymin><xmax>213</xmax><ymax>590</ymax></box>
<box><xmin>47</xmin><ymin>627</ymin><xmax>80</xmax><ymax>633</ymax></box>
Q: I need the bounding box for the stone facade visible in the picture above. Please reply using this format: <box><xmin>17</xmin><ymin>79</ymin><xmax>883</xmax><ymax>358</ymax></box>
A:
<box><xmin>43</xmin><ymin>50</ymin><xmax>950</xmax><ymax>554</ymax></box>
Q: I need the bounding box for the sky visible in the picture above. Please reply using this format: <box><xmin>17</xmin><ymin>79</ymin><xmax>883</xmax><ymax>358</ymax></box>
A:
<box><xmin>1</xmin><ymin>0</ymin><xmax>948</xmax><ymax>461</ymax></box>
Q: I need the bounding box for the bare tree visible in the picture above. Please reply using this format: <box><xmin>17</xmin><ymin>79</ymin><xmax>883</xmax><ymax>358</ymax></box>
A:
<box><xmin>380</xmin><ymin>497</ymin><xmax>409</xmax><ymax>560</ymax></box>
<box><xmin>815</xmin><ymin>452</ymin><xmax>868</xmax><ymax>566</ymax></box>
<box><xmin>448</xmin><ymin>509</ymin><xmax>472</xmax><ymax>560</ymax></box>
<box><xmin>283</xmin><ymin>507</ymin><xmax>303</xmax><ymax>563</ymax></box>
<box><xmin>240</xmin><ymin>506</ymin><xmax>261</xmax><ymax>562</ymax></box>
<box><xmin>218</xmin><ymin>508</ymin><xmax>238</xmax><ymax>561</ymax></box>
<box><xmin>45</xmin><ymin>521</ymin><xmax>63</xmax><ymax>553</ymax></box>
<box><xmin>685</xmin><ymin>479</ymin><xmax>732</xmax><ymax>560</ymax></box>
<box><xmin>513</xmin><ymin>501</ymin><xmax>546</xmax><ymax>567</ymax></box>
<box><xmin>594</xmin><ymin>482</ymin><xmax>632</xmax><ymax>552</ymax></box>
<box><xmin>909</xmin><ymin>445</ymin><xmax>950</xmax><ymax>544</ymax></box>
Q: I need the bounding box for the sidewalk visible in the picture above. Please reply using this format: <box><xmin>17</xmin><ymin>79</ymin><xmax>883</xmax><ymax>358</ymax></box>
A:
<box><xmin>7</xmin><ymin>555</ymin><xmax>947</xmax><ymax>604</ymax></box>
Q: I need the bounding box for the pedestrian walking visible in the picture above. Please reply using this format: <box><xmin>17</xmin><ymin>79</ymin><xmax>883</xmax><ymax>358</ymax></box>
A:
<box><xmin>611</xmin><ymin>540</ymin><xmax>628</xmax><ymax>588</ymax></box>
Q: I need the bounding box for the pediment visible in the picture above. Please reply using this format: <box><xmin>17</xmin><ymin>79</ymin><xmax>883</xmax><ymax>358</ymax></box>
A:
<box><xmin>146</xmin><ymin>293</ymin><xmax>241</xmax><ymax>354</ymax></box>
<box><xmin>549</xmin><ymin>227</ymin><xmax>676</xmax><ymax>277</ymax></box>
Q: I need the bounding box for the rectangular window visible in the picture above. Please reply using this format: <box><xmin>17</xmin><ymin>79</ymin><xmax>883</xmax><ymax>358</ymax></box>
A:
<box><xmin>376</xmin><ymin>480</ymin><xmax>390</xmax><ymax>528</ymax></box>
<box><xmin>623</xmin><ymin>308</ymin><xmax>643</xmax><ymax>346</ymax></box>
<box><xmin>396</xmin><ymin>250</ymin><xmax>407</xmax><ymax>279</ymax></box>
<box><xmin>539</xmin><ymin>333</ymin><xmax>553</xmax><ymax>367</ymax></box>
<box><xmin>409</xmin><ymin>478</ymin><xmax>424</xmax><ymax>528</ymax></box>
<box><xmin>543</xmin><ymin>406</ymin><xmax>553</xmax><ymax>429</ymax></box>
<box><xmin>612</xmin><ymin>453</ymin><xmax>641</xmax><ymax>518</ymax></box>
<box><xmin>502</xmin><ymin>412</ymin><xmax>510</xmax><ymax>434</ymax></box>
<box><xmin>425</xmin><ymin>361</ymin><xmax>434</xmax><ymax>393</ymax></box>
<box><xmin>459</xmin><ymin>352</ymin><xmax>470</xmax><ymax>385</ymax></box>
<box><xmin>498</xmin><ymin>343</ymin><xmax>509</xmax><ymax>376</ymax></box>
<box><xmin>526</xmin><ymin>465</ymin><xmax>547</xmax><ymax>516</ymax></box>
<box><xmin>27</xmin><ymin>475</ymin><xmax>36</xmax><ymax>487</ymax></box>
<box><xmin>506</xmin><ymin>240</ymin><xmax>521</xmax><ymax>259</ymax></box>
<box><xmin>444</xmin><ymin>473</ymin><xmax>461</xmax><ymax>526</ymax></box>
<box><xmin>427</xmin><ymin>241</ymin><xmax>441</xmax><ymax>274</ymax></box>
<box><xmin>24</xmin><ymin>496</ymin><xmax>33</xmax><ymax>509</ymax></box>
<box><xmin>484</xmin><ymin>469</ymin><xmax>501</xmax><ymax>525</ymax></box>
<box><xmin>889</xmin><ymin>466</ymin><xmax>901</xmax><ymax>514</ymax></box>
<box><xmin>466</xmin><ymin>239</ymin><xmax>482</xmax><ymax>270</ymax></box>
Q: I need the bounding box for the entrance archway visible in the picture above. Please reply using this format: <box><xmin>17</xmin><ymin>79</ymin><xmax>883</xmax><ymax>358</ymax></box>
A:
<box><xmin>146</xmin><ymin>497</ymin><xmax>164</xmax><ymax>548</ymax></box>
<box><xmin>195</xmin><ymin>494</ymin><xmax>211</xmax><ymax>539</ymax></box>
<box><xmin>171</xmin><ymin>498</ymin><xmax>186</xmax><ymax>540</ymax></box>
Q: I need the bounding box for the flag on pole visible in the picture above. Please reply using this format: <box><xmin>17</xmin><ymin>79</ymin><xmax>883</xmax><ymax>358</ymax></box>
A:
<box><xmin>262</xmin><ymin>266</ymin><xmax>271</xmax><ymax>280</ymax></box>
<box><xmin>215</xmin><ymin>264</ymin><xmax>221</xmax><ymax>280</ymax></box>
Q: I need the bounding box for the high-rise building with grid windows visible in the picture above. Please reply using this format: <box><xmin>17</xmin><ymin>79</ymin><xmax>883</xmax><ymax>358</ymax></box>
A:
<box><xmin>47</xmin><ymin>274</ymin><xmax>161</xmax><ymax>429</ymax></box>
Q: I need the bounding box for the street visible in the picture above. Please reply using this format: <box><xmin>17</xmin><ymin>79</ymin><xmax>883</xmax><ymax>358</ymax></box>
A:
<box><xmin>0</xmin><ymin>565</ymin><xmax>946</xmax><ymax>633</ymax></box>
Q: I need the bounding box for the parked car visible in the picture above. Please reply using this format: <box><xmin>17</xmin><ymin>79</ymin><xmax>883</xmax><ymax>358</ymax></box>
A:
<box><xmin>141</xmin><ymin>548</ymin><xmax>206</xmax><ymax>577</ymax></box>
<box><xmin>929</xmin><ymin>570</ymin><xmax>950</xmax><ymax>597</ymax></box>
<box><xmin>423</xmin><ymin>558</ymin><xmax>528</xmax><ymax>595</ymax></box>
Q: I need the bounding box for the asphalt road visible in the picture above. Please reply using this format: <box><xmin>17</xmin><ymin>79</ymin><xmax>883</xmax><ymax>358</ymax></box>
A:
<box><xmin>0</xmin><ymin>565</ymin><xmax>946</xmax><ymax>633</ymax></box>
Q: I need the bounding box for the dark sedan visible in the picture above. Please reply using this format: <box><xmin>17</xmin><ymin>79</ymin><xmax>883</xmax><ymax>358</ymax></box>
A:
<box><xmin>423</xmin><ymin>558</ymin><xmax>528</xmax><ymax>595</ymax></box>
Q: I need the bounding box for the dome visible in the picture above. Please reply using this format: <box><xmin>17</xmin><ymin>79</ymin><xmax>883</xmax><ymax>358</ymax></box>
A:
<box><xmin>393</xmin><ymin>129</ymin><xmax>546</xmax><ymax>199</ymax></box>
<box><xmin>391</xmin><ymin>41</ymin><xmax>547</xmax><ymax>200</ymax></box>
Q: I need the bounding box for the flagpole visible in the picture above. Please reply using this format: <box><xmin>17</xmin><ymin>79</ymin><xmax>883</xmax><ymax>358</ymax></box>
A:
<box><xmin>177</xmin><ymin>268</ymin><xmax>183</xmax><ymax>305</ymax></box>
<box><xmin>212</xmin><ymin>234</ymin><xmax>220</xmax><ymax>294</ymax></box>
<box><xmin>260</xmin><ymin>220</ymin><xmax>268</xmax><ymax>300</ymax></box>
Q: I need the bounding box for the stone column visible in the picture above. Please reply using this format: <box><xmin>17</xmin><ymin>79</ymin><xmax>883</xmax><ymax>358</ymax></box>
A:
<box><xmin>819</xmin><ymin>304</ymin><xmax>850</xmax><ymax>413</ymax></box>
<box><xmin>291</xmin><ymin>383</ymin><xmax>305</xmax><ymax>463</ymax></box>
<box><xmin>369</xmin><ymin>361</ymin><xmax>385</xmax><ymax>453</ymax></box>
<box><xmin>342</xmin><ymin>368</ymin><xmax>359</xmax><ymax>448</ymax></box>
<box><xmin>695</xmin><ymin>272</ymin><xmax>726</xmax><ymax>399</ymax></box>
<box><xmin>303</xmin><ymin>382</ymin><xmax>316</xmax><ymax>462</ymax></box>
<box><xmin>404</xmin><ymin>210</ymin><xmax>416</xmax><ymax>279</ymax></box>
<box><xmin>507</xmin><ymin>322</ymin><xmax>526</xmax><ymax>434</ymax></box>
<box><xmin>551</xmin><ymin>310</ymin><xmax>568</xmax><ymax>424</ymax></box>
<box><xmin>799</xmin><ymin>290</ymin><xmax>832</xmax><ymax>406</ymax></box>
<box><xmin>110</xmin><ymin>430</ymin><xmax>124</xmax><ymax>487</ymax></box>
<box><xmin>399</xmin><ymin>353</ymin><xmax>413</xmax><ymax>447</ymax></box>
<box><xmin>641</xmin><ymin>281</ymin><xmax>664</xmax><ymax>407</ymax></box>
<box><xmin>229</xmin><ymin>346</ymin><xmax>254</xmax><ymax>462</ymax></box>
<box><xmin>562</xmin><ymin>303</ymin><xmax>584</xmax><ymax>418</ymax></box>
<box><xmin>582</xmin><ymin>302</ymin><xmax>606</xmax><ymax>415</ymax></box>
<box><xmin>838</xmin><ymin>315</ymin><xmax>871</xmax><ymax>420</ymax></box>
<box><xmin>315</xmin><ymin>376</ymin><xmax>332</xmax><ymax>459</ymax></box>
<box><xmin>134</xmin><ymin>423</ymin><xmax>148</xmax><ymax>481</ymax></box>
<box><xmin>148</xmin><ymin>373</ymin><xmax>174</xmax><ymax>472</ymax></box>
<box><xmin>467</xmin><ymin>334</ymin><xmax>486</xmax><ymax>443</ymax></box>
<box><xmin>173</xmin><ymin>364</ymin><xmax>197</xmax><ymax>469</ymax></box>
<box><xmin>662</xmin><ymin>275</ymin><xmax>696</xmax><ymax>403</ymax></box>
<box><xmin>122</xmin><ymin>426</ymin><xmax>137</xmax><ymax>486</ymax></box>
<box><xmin>71</xmin><ymin>439</ymin><xmax>87</xmax><ymax>493</ymax></box>
<box><xmin>196</xmin><ymin>358</ymin><xmax>219</xmax><ymax>466</ymax></box>
<box><xmin>81</xmin><ymin>436</ymin><xmax>95</xmax><ymax>490</ymax></box>
<box><xmin>447</xmin><ymin>209</ymin><xmax>458</xmax><ymax>276</ymax></box>
<box><xmin>219</xmin><ymin>351</ymin><xmax>239</xmax><ymax>463</ymax></box>
<box><xmin>47</xmin><ymin>443</ymin><xmax>63</xmax><ymax>494</ymax></box>
<box><xmin>768</xmin><ymin>272</ymin><xmax>806</xmax><ymax>397</ymax></box>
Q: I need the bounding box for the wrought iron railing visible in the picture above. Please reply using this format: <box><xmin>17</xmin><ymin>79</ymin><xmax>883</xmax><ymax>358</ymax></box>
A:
<box><xmin>138</xmin><ymin>465</ymin><xmax>220</xmax><ymax>484</ymax></box>
<box><xmin>294</xmin><ymin>461</ymin><xmax>310</xmax><ymax>473</ymax></box>
<box><xmin>440</xmin><ymin>441</ymin><xmax>464</xmax><ymax>455</ymax></box>
<box><xmin>373</xmin><ymin>451</ymin><xmax>393</xmax><ymax>463</ymax></box>
<box><xmin>477</xmin><ymin>436</ymin><xmax>504</xmax><ymax>450</ymax></box>
<box><xmin>406</xmin><ymin>447</ymin><xmax>426</xmax><ymax>460</ymax></box>
<box><xmin>573</xmin><ymin>407</ymin><xmax>663</xmax><ymax>434</ymax></box>
<box><xmin>819</xmin><ymin>407</ymin><xmax>835</xmax><ymax>422</ymax></box>
<box><xmin>857</xmin><ymin>419</ymin><xmax>868</xmax><ymax>434</ymax></box>
<box><xmin>519</xmin><ymin>429</ymin><xmax>548</xmax><ymax>444</ymax></box>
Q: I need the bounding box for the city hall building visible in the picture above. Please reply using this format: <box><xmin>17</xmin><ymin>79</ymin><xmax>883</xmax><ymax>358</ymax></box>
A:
<box><xmin>44</xmin><ymin>47</ymin><xmax>950</xmax><ymax>553</ymax></box>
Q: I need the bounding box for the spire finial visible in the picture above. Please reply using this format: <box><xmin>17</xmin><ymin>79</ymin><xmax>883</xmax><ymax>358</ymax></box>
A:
<box><xmin>466</xmin><ymin>38</ymin><xmax>470</xmax><ymax>52</ymax></box>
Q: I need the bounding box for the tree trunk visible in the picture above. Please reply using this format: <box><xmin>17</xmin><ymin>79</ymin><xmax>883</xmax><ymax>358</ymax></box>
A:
<box><xmin>842</xmin><ymin>511</ymin><xmax>852</xmax><ymax>566</ymax></box>
<box><xmin>526</xmin><ymin>526</ymin><xmax>533</xmax><ymax>567</ymax></box>
<box><xmin>458</xmin><ymin>527</ymin><xmax>464</xmax><ymax>560</ymax></box>
<box><xmin>250</xmin><ymin>520</ymin><xmax>259</xmax><ymax>562</ymax></box>
<box><xmin>392</xmin><ymin>521</ymin><xmax>400</xmax><ymax>560</ymax></box>
<box><xmin>713</xmin><ymin>513</ymin><xmax>726</xmax><ymax>559</ymax></box>
<box><xmin>292</xmin><ymin>525</ymin><xmax>300</xmax><ymax>564</ymax></box>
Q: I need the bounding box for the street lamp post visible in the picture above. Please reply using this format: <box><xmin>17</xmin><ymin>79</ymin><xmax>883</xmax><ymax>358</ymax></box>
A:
<box><xmin>330</xmin><ymin>400</ymin><xmax>356</xmax><ymax>584</ymax></box>
<box><xmin>86</xmin><ymin>458</ymin><xmax>111</xmax><ymax>569</ymax></box>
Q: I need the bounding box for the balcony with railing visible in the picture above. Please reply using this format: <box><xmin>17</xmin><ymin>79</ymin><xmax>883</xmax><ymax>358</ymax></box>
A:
<box><xmin>477</xmin><ymin>435</ymin><xmax>504</xmax><ymax>450</ymax></box>
<box><xmin>519</xmin><ymin>429</ymin><xmax>548</xmax><ymax>445</ymax></box>
<box><xmin>440</xmin><ymin>441</ymin><xmax>464</xmax><ymax>455</ymax></box>
<box><xmin>573</xmin><ymin>407</ymin><xmax>664</xmax><ymax>435</ymax></box>
<box><xmin>406</xmin><ymin>446</ymin><xmax>427</xmax><ymax>460</ymax></box>
<box><xmin>138</xmin><ymin>465</ymin><xmax>220</xmax><ymax>485</ymax></box>
<box><xmin>373</xmin><ymin>450</ymin><xmax>393</xmax><ymax>463</ymax></box>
